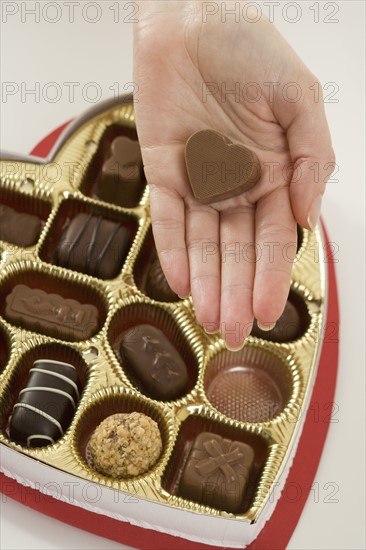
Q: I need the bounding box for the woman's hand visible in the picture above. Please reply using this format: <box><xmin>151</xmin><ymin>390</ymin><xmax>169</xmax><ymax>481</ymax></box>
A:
<box><xmin>133</xmin><ymin>0</ymin><xmax>335</xmax><ymax>350</ymax></box>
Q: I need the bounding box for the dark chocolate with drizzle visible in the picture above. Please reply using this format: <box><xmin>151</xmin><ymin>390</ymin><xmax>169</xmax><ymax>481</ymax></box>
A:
<box><xmin>9</xmin><ymin>359</ymin><xmax>81</xmax><ymax>448</ymax></box>
<box><xmin>56</xmin><ymin>213</ymin><xmax>130</xmax><ymax>279</ymax></box>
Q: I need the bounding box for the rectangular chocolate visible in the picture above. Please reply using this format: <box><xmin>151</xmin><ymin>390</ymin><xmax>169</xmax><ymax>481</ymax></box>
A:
<box><xmin>55</xmin><ymin>213</ymin><xmax>130</xmax><ymax>279</ymax></box>
<box><xmin>5</xmin><ymin>284</ymin><xmax>98</xmax><ymax>341</ymax></box>
<box><xmin>179</xmin><ymin>432</ymin><xmax>254</xmax><ymax>513</ymax></box>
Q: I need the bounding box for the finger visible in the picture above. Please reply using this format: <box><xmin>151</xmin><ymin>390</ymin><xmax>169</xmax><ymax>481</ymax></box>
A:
<box><xmin>150</xmin><ymin>183</ymin><xmax>190</xmax><ymax>298</ymax></box>
<box><xmin>186</xmin><ymin>200</ymin><xmax>220</xmax><ymax>332</ymax></box>
<box><xmin>281</xmin><ymin>80</ymin><xmax>335</xmax><ymax>230</ymax></box>
<box><xmin>220</xmin><ymin>205</ymin><xmax>256</xmax><ymax>351</ymax></box>
<box><xmin>253</xmin><ymin>186</ymin><xmax>297</xmax><ymax>326</ymax></box>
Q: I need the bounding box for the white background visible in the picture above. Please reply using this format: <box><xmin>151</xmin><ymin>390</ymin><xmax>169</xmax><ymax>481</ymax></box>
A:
<box><xmin>0</xmin><ymin>1</ymin><xmax>365</xmax><ymax>549</ymax></box>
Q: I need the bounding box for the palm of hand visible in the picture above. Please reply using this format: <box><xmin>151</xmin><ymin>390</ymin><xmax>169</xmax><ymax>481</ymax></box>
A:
<box><xmin>134</xmin><ymin>7</ymin><xmax>332</xmax><ymax>349</ymax></box>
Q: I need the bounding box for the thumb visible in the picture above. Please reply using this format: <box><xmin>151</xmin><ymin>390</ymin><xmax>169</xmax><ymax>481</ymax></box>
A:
<box><xmin>285</xmin><ymin>83</ymin><xmax>336</xmax><ymax>230</ymax></box>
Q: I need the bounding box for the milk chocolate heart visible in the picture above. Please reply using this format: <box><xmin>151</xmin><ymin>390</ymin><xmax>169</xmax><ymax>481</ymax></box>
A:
<box><xmin>185</xmin><ymin>129</ymin><xmax>261</xmax><ymax>203</ymax></box>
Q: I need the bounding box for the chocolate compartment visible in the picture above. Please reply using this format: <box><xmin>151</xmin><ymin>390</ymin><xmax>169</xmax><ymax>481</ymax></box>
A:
<box><xmin>38</xmin><ymin>197</ymin><xmax>138</xmax><ymax>280</ymax></box>
<box><xmin>0</xmin><ymin>342</ymin><xmax>88</xmax><ymax>448</ymax></box>
<box><xmin>204</xmin><ymin>346</ymin><xmax>295</xmax><ymax>423</ymax></box>
<box><xmin>297</xmin><ymin>225</ymin><xmax>303</xmax><ymax>253</ymax></box>
<box><xmin>107</xmin><ymin>301</ymin><xmax>201</xmax><ymax>402</ymax></box>
<box><xmin>0</xmin><ymin>265</ymin><xmax>108</xmax><ymax>342</ymax></box>
<box><xmin>0</xmin><ymin>187</ymin><xmax>52</xmax><ymax>248</ymax></box>
<box><xmin>162</xmin><ymin>413</ymin><xmax>270</xmax><ymax>514</ymax></box>
<box><xmin>133</xmin><ymin>227</ymin><xmax>182</xmax><ymax>303</ymax></box>
<box><xmin>73</xmin><ymin>387</ymin><xmax>171</xmax><ymax>480</ymax></box>
<box><xmin>251</xmin><ymin>289</ymin><xmax>311</xmax><ymax>343</ymax></box>
<box><xmin>79</xmin><ymin>124</ymin><xmax>146</xmax><ymax>208</ymax></box>
<box><xmin>0</xmin><ymin>324</ymin><xmax>12</xmax><ymax>375</ymax></box>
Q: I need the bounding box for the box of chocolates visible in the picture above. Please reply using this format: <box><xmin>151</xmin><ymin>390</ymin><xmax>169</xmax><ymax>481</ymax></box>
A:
<box><xmin>0</xmin><ymin>97</ymin><xmax>333</xmax><ymax>548</ymax></box>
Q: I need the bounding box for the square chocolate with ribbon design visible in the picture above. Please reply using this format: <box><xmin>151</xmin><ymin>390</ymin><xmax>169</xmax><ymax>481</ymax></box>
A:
<box><xmin>179</xmin><ymin>432</ymin><xmax>254</xmax><ymax>513</ymax></box>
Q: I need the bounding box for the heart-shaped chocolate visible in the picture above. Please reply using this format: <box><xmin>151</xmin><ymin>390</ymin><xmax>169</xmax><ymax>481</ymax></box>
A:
<box><xmin>185</xmin><ymin>129</ymin><xmax>261</xmax><ymax>203</ymax></box>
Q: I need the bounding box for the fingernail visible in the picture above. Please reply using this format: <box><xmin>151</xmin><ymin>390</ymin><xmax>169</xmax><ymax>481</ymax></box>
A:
<box><xmin>178</xmin><ymin>293</ymin><xmax>190</xmax><ymax>300</ymax></box>
<box><xmin>307</xmin><ymin>195</ymin><xmax>322</xmax><ymax>232</ymax></box>
<box><xmin>203</xmin><ymin>324</ymin><xmax>220</xmax><ymax>335</ymax></box>
<box><xmin>257</xmin><ymin>321</ymin><xmax>276</xmax><ymax>332</ymax></box>
<box><xmin>225</xmin><ymin>341</ymin><xmax>246</xmax><ymax>352</ymax></box>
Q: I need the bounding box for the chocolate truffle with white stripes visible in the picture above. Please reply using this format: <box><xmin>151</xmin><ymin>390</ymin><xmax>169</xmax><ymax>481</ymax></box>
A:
<box><xmin>9</xmin><ymin>359</ymin><xmax>81</xmax><ymax>447</ymax></box>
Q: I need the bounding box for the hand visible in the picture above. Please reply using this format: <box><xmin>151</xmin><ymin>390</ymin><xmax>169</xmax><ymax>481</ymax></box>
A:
<box><xmin>133</xmin><ymin>1</ymin><xmax>335</xmax><ymax>350</ymax></box>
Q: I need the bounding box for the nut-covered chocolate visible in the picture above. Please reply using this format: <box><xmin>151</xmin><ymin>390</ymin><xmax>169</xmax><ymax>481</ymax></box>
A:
<box><xmin>87</xmin><ymin>412</ymin><xmax>162</xmax><ymax>478</ymax></box>
<box><xmin>120</xmin><ymin>325</ymin><xmax>188</xmax><ymax>400</ymax></box>
<box><xmin>9</xmin><ymin>359</ymin><xmax>80</xmax><ymax>447</ymax></box>
<box><xmin>179</xmin><ymin>432</ymin><xmax>254</xmax><ymax>513</ymax></box>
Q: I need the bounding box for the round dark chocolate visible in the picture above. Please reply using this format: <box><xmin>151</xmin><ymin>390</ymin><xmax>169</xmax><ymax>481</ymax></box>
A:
<box><xmin>251</xmin><ymin>300</ymin><xmax>301</xmax><ymax>342</ymax></box>
<box><xmin>145</xmin><ymin>254</ymin><xmax>179</xmax><ymax>303</ymax></box>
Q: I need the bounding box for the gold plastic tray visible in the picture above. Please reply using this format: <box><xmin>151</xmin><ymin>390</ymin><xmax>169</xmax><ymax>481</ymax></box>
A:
<box><xmin>0</xmin><ymin>99</ymin><xmax>326</xmax><ymax>539</ymax></box>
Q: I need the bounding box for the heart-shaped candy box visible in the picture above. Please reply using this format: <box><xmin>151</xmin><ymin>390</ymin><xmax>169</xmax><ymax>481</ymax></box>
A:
<box><xmin>0</xmin><ymin>97</ymin><xmax>335</xmax><ymax>549</ymax></box>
